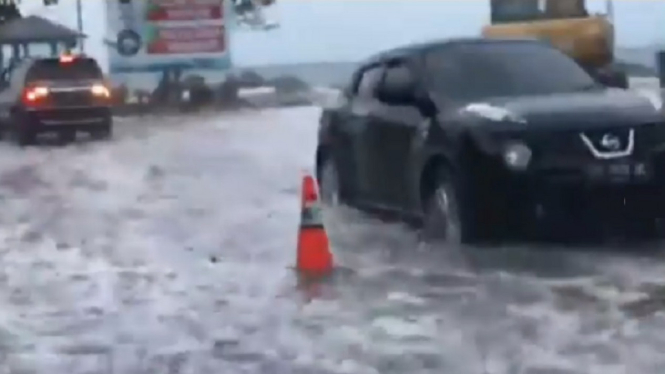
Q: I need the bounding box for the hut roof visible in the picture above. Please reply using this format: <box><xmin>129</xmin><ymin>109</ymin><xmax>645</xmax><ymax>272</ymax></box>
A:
<box><xmin>0</xmin><ymin>15</ymin><xmax>84</xmax><ymax>44</ymax></box>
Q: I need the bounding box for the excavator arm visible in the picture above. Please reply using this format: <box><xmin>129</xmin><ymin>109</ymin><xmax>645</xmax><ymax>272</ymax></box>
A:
<box><xmin>484</xmin><ymin>0</ymin><xmax>626</xmax><ymax>88</ymax></box>
<box><xmin>486</xmin><ymin>0</ymin><xmax>613</xmax><ymax>67</ymax></box>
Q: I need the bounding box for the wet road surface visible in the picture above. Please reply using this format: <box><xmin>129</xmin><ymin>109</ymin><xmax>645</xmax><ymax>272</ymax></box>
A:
<box><xmin>1</xmin><ymin>107</ymin><xmax>665</xmax><ymax>373</ymax></box>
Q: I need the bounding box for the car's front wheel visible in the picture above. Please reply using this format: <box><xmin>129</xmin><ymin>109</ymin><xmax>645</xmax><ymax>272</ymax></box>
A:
<box><xmin>90</xmin><ymin>122</ymin><xmax>113</xmax><ymax>141</ymax></box>
<box><xmin>421</xmin><ymin>165</ymin><xmax>498</xmax><ymax>244</ymax></box>
<box><xmin>58</xmin><ymin>130</ymin><xmax>76</xmax><ymax>144</ymax></box>
<box><xmin>422</xmin><ymin>167</ymin><xmax>465</xmax><ymax>244</ymax></box>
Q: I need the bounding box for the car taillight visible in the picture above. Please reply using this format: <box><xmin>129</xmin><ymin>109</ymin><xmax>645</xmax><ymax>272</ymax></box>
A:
<box><xmin>60</xmin><ymin>54</ymin><xmax>75</xmax><ymax>64</ymax></box>
<box><xmin>23</xmin><ymin>86</ymin><xmax>49</xmax><ymax>103</ymax></box>
<box><xmin>91</xmin><ymin>84</ymin><xmax>111</xmax><ymax>98</ymax></box>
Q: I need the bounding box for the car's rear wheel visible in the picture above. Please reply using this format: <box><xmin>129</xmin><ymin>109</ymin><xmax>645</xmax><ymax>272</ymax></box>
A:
<box><xmin>9</xmin><ymin>112</ymin><xmax>36</xmax><ymax>146</ymax></box>
<box><xmin>58</xmin><ymin>131</ymin><xmax>76</xmax><ymax>144</ymax></box>
<box><xmin>319</xmin><ymin>157</ymin><xmax>341</xmax><ymax>207</ymax></box>
<box><xmin>90</xmin><ymin>123</ymin><xmax>113</xmax><ymax>141</ymax></box>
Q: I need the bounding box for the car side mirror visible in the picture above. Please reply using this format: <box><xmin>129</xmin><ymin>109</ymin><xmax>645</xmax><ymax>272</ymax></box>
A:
<box><xmin>376</xmin><ymin>75</ymin><xmax>438</xmax><ymax>116</ymax></box>
<box><xmin>376</xmin><ymin>70</ymin><xmax>416</xmax><ymax>105</ymax></box>
<box><xmin>594</xmin><ymin>68</ymin><xmax>628</xmax><ymax>89</ymax></box>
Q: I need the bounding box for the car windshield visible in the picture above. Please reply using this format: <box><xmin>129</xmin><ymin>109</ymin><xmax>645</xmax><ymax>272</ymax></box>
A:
<box><xmin>25</xmin><ymin>58</ymin><xmax>103</xmax><ymax>82</ymax></box>
<box><xmin>427</xmin><ymin>41</ymin><xmax>597</xmax><ymax>101</ymax></box>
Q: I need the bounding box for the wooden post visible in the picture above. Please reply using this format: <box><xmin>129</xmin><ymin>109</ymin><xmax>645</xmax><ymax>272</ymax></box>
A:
<box><xmin>11</xmin><ymin>42</ymin><xmax>18</xmax><ymax>60</ymax></box>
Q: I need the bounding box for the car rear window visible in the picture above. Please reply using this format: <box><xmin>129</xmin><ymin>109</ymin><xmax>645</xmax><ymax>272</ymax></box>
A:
<box><xmin>25</xmin><ymin>58</ymin><xmax>103</xmax><ymax>83</ymax></box>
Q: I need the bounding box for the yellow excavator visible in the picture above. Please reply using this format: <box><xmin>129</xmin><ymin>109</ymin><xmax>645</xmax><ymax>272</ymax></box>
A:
<box><xmin>482</xmin><ymin>0</ymin><xmax>628</xmax><ymax>88</ymax></box>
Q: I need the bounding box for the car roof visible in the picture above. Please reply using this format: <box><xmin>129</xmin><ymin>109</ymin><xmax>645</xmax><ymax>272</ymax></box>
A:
<box><xmin>361</xmin><ymin>37</ymin><xmax>542</xmax><ymax>66</ymax></box>
<box><xmin>13</xmin><ymin>55</ymin><xmax>97</xmax><ymax>66</ymax></box>
<box><xmin>29</xmin><ymin>55</ymin><xmax>97</xmax><ymax>63</ymax></box>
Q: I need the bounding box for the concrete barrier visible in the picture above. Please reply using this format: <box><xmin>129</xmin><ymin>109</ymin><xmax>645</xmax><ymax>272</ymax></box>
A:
<box><xmin>235</xmin><ymin>85</ymin><xmax>342</xmax><ymax>109</ymax></box>
<box><xmin>310</xmin><ymin>87</ymin><xmax>342</xmax><ymax>108</ymax></box>
<box><xmin>628</xmin><ymin>76</ymin><xmax>663</xmax><ymax>111</ymax></box>
<box><xmin>238</xmin><ymin>86</ymin><xmax>277</xmax><ymax>98</ymax></box>
<box><xmin>110</xmin><ymin>74</ymin><xmax>663</xmax><ymax>117</ymax></box>
<box><xmin>629</xmin><ymin>76</ymin><xmax>661</xmax><ymax>92</ymax></box>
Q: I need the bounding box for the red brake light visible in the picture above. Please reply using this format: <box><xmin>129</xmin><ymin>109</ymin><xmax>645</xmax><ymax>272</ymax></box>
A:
<box><xmin>60</xmin><ymin>54</ymin><xmax>75</xmax><ymax>63</ymax></box>
<box><xmin>23</xmin><ymin>86</ymin><xmax>49</xmax><ymax>104</ymax></box>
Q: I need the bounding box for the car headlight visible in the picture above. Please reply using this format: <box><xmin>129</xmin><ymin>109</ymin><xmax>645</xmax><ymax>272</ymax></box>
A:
<box><xmin>503</xmin><ymin>143</ymin><xmax>532</xmax><ymax>171</ymax></box>
<box><xmin>462</xmin><ymin>103</ymin><xmax>527</xmax><ymax>124</ymax></box>
<box><xmin>181</xmin><ymin>89</ymin><xmax>191</xmax><ymax>102</ymax></box>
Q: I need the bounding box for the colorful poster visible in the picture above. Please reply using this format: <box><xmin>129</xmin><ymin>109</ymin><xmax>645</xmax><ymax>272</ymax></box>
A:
<box><xmin>105</xmin><ymin>0</ymin><xmax>231</xmax><ymax>73</ymax></box>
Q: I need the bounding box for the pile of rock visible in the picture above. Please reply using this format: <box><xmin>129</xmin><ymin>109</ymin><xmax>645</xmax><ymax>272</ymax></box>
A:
<box><xmin>110</xmin><ymin>70</ymin><xmax>318</xmax><ymax>116</ymax></box>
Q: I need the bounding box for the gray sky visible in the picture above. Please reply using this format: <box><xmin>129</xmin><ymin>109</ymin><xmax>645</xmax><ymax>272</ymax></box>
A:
<box><xmin>233</xmin><ymin>0</ymin><xmax>665</xmax><ymax>65</ymax></box>
<box><xmin>22</xmin><ymin>0</ymin><xmax>665</xmax><ymax>67</ymax></box>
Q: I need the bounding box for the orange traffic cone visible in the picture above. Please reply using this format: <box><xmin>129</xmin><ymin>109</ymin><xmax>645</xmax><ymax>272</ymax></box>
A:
<box><xmin>296</xmin><ymin>174</ymin><xmax>334</xmax><ymax>276</ymax></box>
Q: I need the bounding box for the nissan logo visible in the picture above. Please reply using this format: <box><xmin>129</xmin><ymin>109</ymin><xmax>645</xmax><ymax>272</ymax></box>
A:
<box><xmin>600</xmin><ymin>133</ymin><xmax>622</xmax><ymax>151</ymax></box>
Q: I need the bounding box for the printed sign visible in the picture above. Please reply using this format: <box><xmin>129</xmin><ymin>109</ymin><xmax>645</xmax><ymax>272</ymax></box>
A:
<box><xmin>145</xmin><ymin>2</ymin><xmax>224</xmax><ymax>22</ymax></box>
<box><xmin>145</xmin><ymin>24</ymin><xmax>226</xmax><ymax>54</ymax></box>
<box><xmin>105</xmin><ymin>0</ymin><xmax>231</xmax><ymax>73</ymax></box>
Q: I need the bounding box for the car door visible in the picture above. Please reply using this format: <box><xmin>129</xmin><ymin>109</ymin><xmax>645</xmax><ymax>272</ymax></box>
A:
<box><xmin>333</xmin><ymin>64</ymin><xmax>386</xmax><ymax>202</ymax></box>
<box><xmin>367</xmin><ymin>59</ymin><xmax>427</xmax><ymax>209</ymax></box>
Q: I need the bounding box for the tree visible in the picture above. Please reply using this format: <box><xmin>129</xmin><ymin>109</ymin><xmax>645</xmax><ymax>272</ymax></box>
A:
<box><xmin>0</xmin><ymin>0</ymin><xmax>21</xmax><ymax>25</ymax></box>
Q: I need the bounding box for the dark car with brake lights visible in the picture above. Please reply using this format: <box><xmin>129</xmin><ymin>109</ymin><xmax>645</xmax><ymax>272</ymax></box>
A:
<box><xmin>315</xmin><ymin>38</ymin><xmax>665</xmax><ymax>243</ymax></box>
<box><xmin>0</xmin><ymin>54</ymin><xmax>113</xmax><ymax>145</ymax></box>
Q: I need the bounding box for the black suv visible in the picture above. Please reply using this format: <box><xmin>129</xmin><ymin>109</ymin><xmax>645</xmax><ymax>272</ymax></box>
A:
<box><xmin>315</xmin><ymin>38</ymin><xmax>665</xmax><ymax>243</ymax></box>
<box><xmin>0</xmin><ymin>55</ymin><xmax>113</xmax><ymax>145</ymax></box>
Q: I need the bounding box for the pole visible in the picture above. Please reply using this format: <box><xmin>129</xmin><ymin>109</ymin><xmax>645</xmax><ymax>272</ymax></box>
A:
<box><xmin>657</xmin><ymin>51</ymin><xmax>665</xmax><ymax>89</ymax></box>
<box><xmin>76</xmin><ymin>0</ymin><xmax>84</xmax><ymax>53</ymax></box>
<box><xmin>606</xmin><ymin>0</ymin><xmax>614</xmax><ymax>23</ymax></box>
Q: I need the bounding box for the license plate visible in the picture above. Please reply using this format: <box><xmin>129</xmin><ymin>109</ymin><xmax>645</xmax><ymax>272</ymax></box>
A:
<box><xmin>586</xmin><ymin>161</ymin><xmax>651</xmax><ymax>182</ymax></box>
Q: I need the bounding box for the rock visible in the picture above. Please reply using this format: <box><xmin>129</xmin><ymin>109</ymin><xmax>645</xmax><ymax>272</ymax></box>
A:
<box><xmin>270</xmin><ymin>75</ymin><xmax>309</xmax><ymax>94</ymax></box>
<box><xmin>112</xmin><ymin>84</ymin><xmax>128</xmax><ymax>106</ymax></box>
<box><xmin>181</xmin><ymin>74</ymin><xmax>214</xmax><ymax>108</ymax></box>
<box><xmin>238</xmin><ymin>70</ymin><xmax>266</xmax><ymax>88</ymax></box>
<box><xmin>217</xmin><ymin>74</ymin><xmax>245</xmax><ymax>108</ymax></box>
